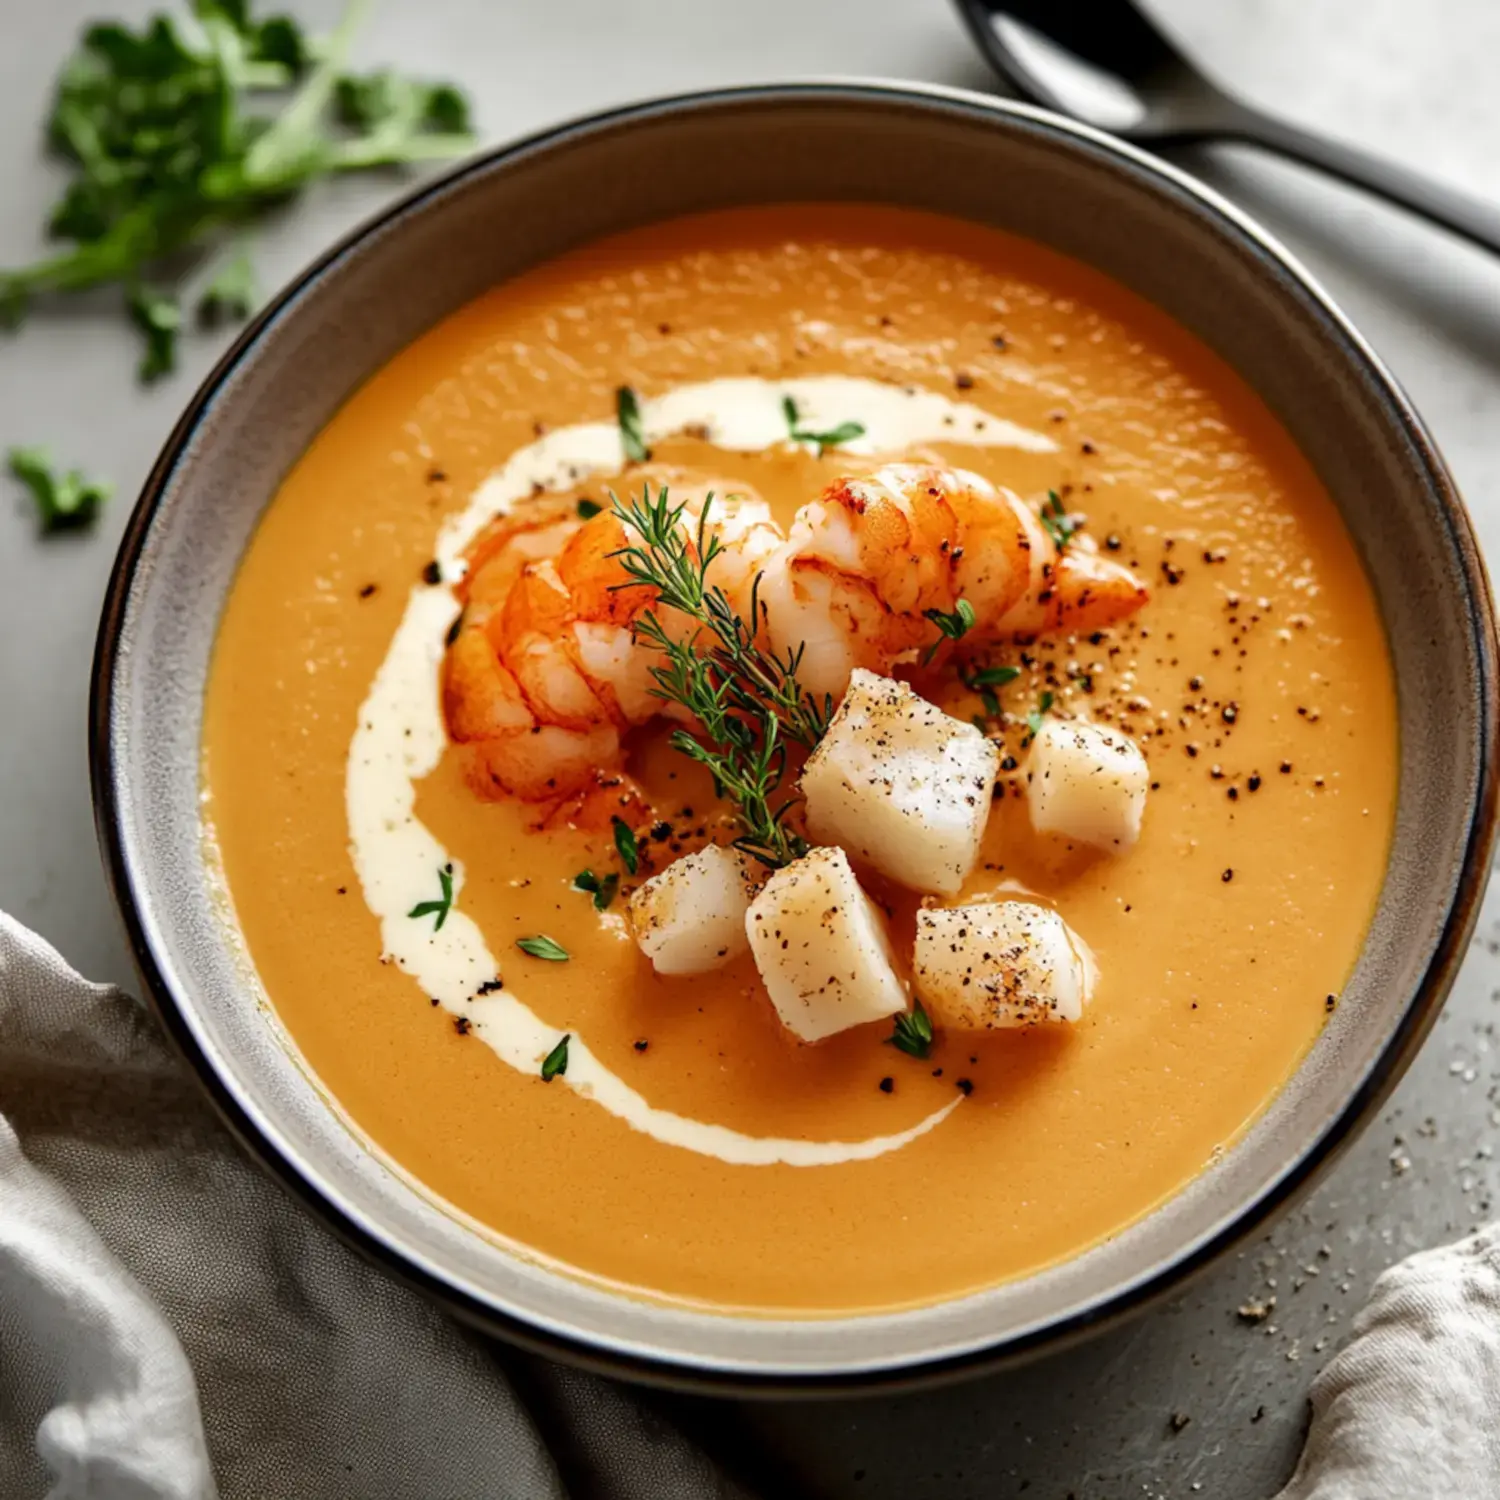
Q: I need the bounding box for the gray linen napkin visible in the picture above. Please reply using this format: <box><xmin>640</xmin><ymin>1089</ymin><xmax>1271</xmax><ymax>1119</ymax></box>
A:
<box><xmin>1273</xmin><ymin>1224</ymin><xmax>1500</xmax><ymax>1498</ymax></box>
<box><xmin>0</xmin><ymin>913</ymin><xmax>755</xmax><ymax>1500</ymax></box>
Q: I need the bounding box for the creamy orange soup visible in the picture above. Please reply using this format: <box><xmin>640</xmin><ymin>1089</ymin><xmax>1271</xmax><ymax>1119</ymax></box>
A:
<box><xmin>204</xmin><ymin>206</ymin><xmax>1397</xmax><ymax>1312</ymax></box>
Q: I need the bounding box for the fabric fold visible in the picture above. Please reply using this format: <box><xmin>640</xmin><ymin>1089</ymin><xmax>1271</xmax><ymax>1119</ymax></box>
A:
<box><xmin>0</xmin><ymin>913</ymin><xmax>722</xmax><ymax>1500</ymax></box>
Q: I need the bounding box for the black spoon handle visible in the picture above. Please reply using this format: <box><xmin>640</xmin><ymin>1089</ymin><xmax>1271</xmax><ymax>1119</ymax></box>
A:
<box><xmin>1217</xmin><ymin>101</ymin><xmax>1500</xmax><ymax>256</ymax></box>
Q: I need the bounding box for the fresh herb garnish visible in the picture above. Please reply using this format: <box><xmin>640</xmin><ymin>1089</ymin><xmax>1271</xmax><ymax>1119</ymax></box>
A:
<box><xmin>1026</xmin><ymin>690</ymin><xmax>1055</xmax><ymax>741</ymax></box>
<box><xmin>576</xmin><ymin>497</ymin><xmax>602</xmax><ymax>519</ymax></box>
<box><xmin>609</xmin><ymin>482</ymin><xmax>833</xmax><ymax>867</ymax></box>
<box><xmin>887</xmin><ymin>1001</ymin><xmax>934</xmax><ymax>1060</ymax></box>
<box><xmin>1041</xmin><ymin>490</ymin><xmax>1078</xmax><ymax>551</ymax></box>
<box><xmin>616</xmin><ymin>385</ymin><xmax>650</xmax><ymax>463</ymax></box>
<box><xmin>781</xmin><ymin>394</ymin><xmax>865</xmax><ymax>457</ymax></box>
<box><xmin>612</xmin><ymin>816</ymin><xmax>640</xmax><ymax>876</ymax></box>
<box><xmin>127</xmin><ymin>285</ymin><xmax>181</xmax><ymax>382</ymax></box>
<box><xmin>921</xmin><ymin>598</ymin><xmax>977</xmax><ymax>665</ymax></box>
<box><xmin>517</xmin><ymin>934</ymin><xmax>569</xmax><ymax>962</ymax></box>
<box><xmin>408</xmin><ymin>864</ymin><xmax>454</xmax><ymax>931</ymax></box>
<box><xmin>1</xmin><ymin>0</ymin><xmax>474</xmax><ymax>376</ymax></box>
<box><xmin>8</xmin><ymin>446</ymin><xmax>111</xmax><ymax>532</ymax></box>
<box><xmin>540</xmin><ymin>1033</ymin><xmax>571</xmax><ymax>1081</ymax></box>
<box><xmin>197</xmin><ymin>245</ymin><xmax>257</xmax><ymax>325</ymax></box>
<box><xmin>960</xmin><ymin>661</ymin><xmax>1021</xmax><ymax>718</ymax></box>
<box><xmin>571</xmin><ymin>868</ymin><xmax>619</xmax><ymax>911</ymax></box>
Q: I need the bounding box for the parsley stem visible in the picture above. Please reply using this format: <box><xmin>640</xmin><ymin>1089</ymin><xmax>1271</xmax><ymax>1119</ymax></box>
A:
<box><xmin>244</xmin><ymin>0</ymin><xmax>372</xmax><ymax>184</ymax></box>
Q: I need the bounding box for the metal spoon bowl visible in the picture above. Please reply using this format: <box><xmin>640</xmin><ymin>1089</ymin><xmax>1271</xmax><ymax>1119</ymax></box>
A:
<box><xmin>953</xmin><ymin>0</ymin><xmax>1500</xmax><ymax>254</ymax></box>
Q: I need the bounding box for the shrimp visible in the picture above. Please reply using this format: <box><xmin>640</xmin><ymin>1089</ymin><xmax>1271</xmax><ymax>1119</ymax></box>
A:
<box><xmin>443</xmin><ymin>474</ymin><xmax>772</xmax><ymax>803</ymax></box>
<box><xmin>759</xmin><ymin>463</ymin><xmax>1148</xmax><ymax>697</ymax></box>
<box><xmin>442</xmin><ymin>463</ymin><xmax>1149</xmax><ymax>804</ymax></box>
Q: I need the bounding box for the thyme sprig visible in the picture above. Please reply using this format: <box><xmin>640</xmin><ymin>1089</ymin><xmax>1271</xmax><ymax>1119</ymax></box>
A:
<box><xmin>608</xmin><ymin>482</ymin><xmax>832</xmax><ymax>867</ymax></box>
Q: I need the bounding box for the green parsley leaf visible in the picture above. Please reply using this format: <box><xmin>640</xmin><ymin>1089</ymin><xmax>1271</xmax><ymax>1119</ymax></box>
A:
<box><xmin>781</xmin><ymin>393</ymin><xmax>865</xmax><ymax>456</ymax></box>
<box><xmin>612</xmin><ymin>816</ymin><xmax>639</xmax><ymax>876</ymax></box>
<box><xmin>1025</xmin><ymin>690</ymin><xmax>1055</xmax><ymax>740</ymax></box>
<box><xmin>407</xmin><ymin>863</ymin><xmax>454</xmax><ymax>930</ymax></box>
<box><xmin>921</xmin><ymin>597</ymin><xmax>977</xmax><ymax>665</ymax></box>
<box><xmin>127</xmin><ymin>285</ymin><xmax>181</xmax><ymax>383</ymax></box>
<box><xmin>335</xmin><ymin>71</ymin><xmax>471</xmax><ymax>135</ymax></box>
<box><xmin>576</xmin><ymin>498</ymin><xmax>602</xmax><ymax>519</ymax></box>
<box><xmin>251</xmin><ymin>15</ymin><xmax>310</xmax><ymax>74</ymax></box>
<box><xmin>197</xmin><ymin>245</ymin><xmax>258</xmax><ymax>326</ymax></box>
<box><xmin>887</xmin><ymin>1000</ymin><xmax>935</xmax><ymax>1059</ymax></box>
<box><xmin>540</xmin><ymin>1032</ymin><xmax>571</xmax><ymax>1081</ymax></box>
<box><xmin>1041</xmin><ymin>490</ymin><xmax>1078</xmax><ymax>551</ymax></box>
<box><xmin>8</xmin><ymin>446</ymin><xmax>110</xmax><ymax>533</ymax></box>
<box><xmin>517</xmin><ymin>934</ymin><xmax>569</xmax><ymax>962</ymax></box>
<box><xmin>616</xmin><ymin>385</ymin><xmax>650</xmax><ymax>463</ymax></box>
<box><xmin>571</xmin><ymin>868</ymin><xmax>619</xmax><ymax>911</ymax></box>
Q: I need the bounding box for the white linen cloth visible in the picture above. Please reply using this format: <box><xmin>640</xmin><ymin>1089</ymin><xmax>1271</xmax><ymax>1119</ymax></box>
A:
<box><xmin>2</xmin><ymin>907</ymin><xmax>1498</xmax><ymax>1499</ymax></box>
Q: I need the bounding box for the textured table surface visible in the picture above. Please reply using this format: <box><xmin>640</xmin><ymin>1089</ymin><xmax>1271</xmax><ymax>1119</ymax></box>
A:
<box><xmin>4</xmin><ymin>2</ymin><xmax>1499</xmax><ymax>1495</ymax></box>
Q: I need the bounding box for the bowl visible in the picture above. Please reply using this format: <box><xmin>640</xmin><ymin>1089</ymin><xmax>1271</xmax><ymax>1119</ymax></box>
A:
<box><xmin>91</xmin><ymin>80</ymin><xmax>1499</xmax><ymax>1392</ymax></box>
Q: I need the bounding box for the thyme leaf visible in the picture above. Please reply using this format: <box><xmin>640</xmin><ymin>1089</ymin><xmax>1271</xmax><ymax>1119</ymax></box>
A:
<box><xmin>540</xmin><ymin>1033</ymin><xmax>571</xmax><ymax>1081</ymax></box>
<box><xmin>960</xmin><ymin>660</ymin><xmax>1021</xmax><ymax>718</ymax></box>
<box><xmin>887</xmin><ymin>1000</ymin><xmax>934</xmax><ymax>1059</ymax></box>
<box><xmin>408</xmin><ymin>863</ymin><xmax>454</xmax><ymax>931</ymax></box>
<box><xmin>616</xmin><ymin>385</ymin><xmax>650</xmax><ymax>463</ymax></box>
<box><xmin>612</xmin><ymin>816</ymin><xmax>639</xmax><ymax>876</ymax></box>
<box><xmin>517</xmin><ymin>934</ymin><xmax>569</xmax><ymax>962</ymax></box>
<box><xmin>572</xmin><ymin>868</ymin><xmax>619</xmax><ymax>911</ymax></box>
<box><xmin>781</xmin><ymin>394</ymin><xmax>865</xmax><ymax>456</ymax></box>
<box><xmin>1041</xmin><ymin>490</ymin><xmax>1078</xmax><ymax>551</ymax></box>
<box><xmin>1025</xmin><ymin>689</ymin><xmax>1055</xmax><ymax>741</ymax></box>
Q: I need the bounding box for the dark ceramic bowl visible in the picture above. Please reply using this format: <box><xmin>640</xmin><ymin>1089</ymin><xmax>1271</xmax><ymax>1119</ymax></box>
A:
<box><xmin>92</xmin><ymin>81</ymin><xmax>1498</xmax><ymax>1392</ymax></box>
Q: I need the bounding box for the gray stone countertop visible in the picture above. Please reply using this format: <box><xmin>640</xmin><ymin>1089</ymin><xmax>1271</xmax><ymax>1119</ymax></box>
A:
<box><xmin>4</xmin><ymin>1</ymin><xmax>1499</xmax><ymax>1495</ymax></box>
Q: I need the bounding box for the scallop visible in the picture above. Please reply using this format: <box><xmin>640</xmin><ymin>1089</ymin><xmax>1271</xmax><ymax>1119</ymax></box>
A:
<box><xmin>627</xmin><ymin>844</ymin><xmax>760</xmax><ymax>976</ymax></box>
<box><xmin>1026</xmin><ymin>718</ymin><xmax>1148</xmax><ymax>852</ymax></box>
<box><xmin>800</xmin><ymin>668</ymin><xmax>1000</xmax><ymax>895</ymax></box>
<box><xmin>913</xmin><ymin>901</ymin><xmax>1094</xmax><ymax>1027</ymax></box>
<box><xmin>744</xmin><ymin>846</ymin><xmax>909</xmax><ymax>1042</ymax></box>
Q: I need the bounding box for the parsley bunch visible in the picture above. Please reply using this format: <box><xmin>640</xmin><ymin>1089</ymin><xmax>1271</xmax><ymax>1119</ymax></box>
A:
<box><xmin>2</xmin><ymin>0</ymin><xmax>474</xmax><ymax>383</ymax></box>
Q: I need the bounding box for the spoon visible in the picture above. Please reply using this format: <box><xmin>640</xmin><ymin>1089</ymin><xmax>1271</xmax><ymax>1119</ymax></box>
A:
<box><xmin>953</xmin><ymin>0</ymin><xmax>1500</xmax><ymax>256</ymax></box>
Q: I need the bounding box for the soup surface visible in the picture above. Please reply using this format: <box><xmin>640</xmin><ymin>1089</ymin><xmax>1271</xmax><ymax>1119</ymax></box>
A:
<box><xmin>204</xmin><ymin>205</ymin><xmax>1397</xmax><ymax>1312</ymax></box>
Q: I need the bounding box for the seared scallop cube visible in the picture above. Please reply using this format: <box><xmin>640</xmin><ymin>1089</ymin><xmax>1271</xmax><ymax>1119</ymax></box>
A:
<box><xmin>745</xmin><ymin>846</ymin><xmax>909</xmax><ymax>1042</ymax></box>
<box><xmin>628</xmin><ymin>845</ymin><xmax>759</xmax><ymax>975</ymax></box>
<box><xmin>1027</xmin><ymin>718</ymin><xmax>1148</xmax><ymax>852</ymax></box>
<box><xmin>800</xmin><ymin>669</ymin><xmax>1000</xmax><ymax>895</ymax></box>
<box><xmin>913</xmin><ymin>901</ymin><xmax>1093</xmax><ymax>1027</ymax></box>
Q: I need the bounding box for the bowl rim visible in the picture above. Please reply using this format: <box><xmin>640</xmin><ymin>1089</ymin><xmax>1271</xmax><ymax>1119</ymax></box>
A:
<box><xmin>90</xmin><ymin>77</ymin><xmax>1500</xmax><ymax>1394</ymax></box>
